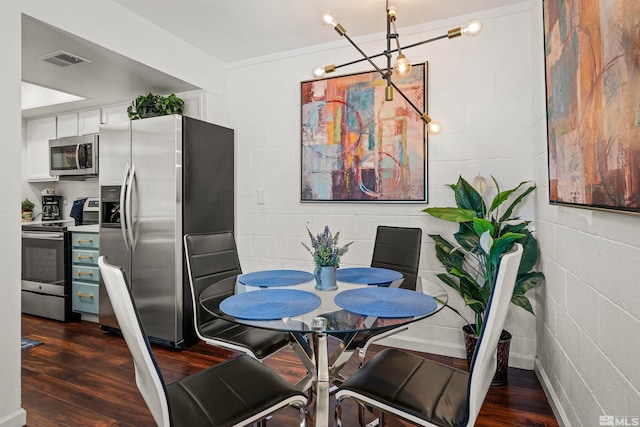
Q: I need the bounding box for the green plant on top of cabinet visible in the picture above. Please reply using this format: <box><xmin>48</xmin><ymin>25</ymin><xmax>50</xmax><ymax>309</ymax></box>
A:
<box><xmin>127</xmin><ymin>93</ymin><xmax>184</xmax><ymax>120</ymax></box>
<box><xmin>71</xmin><ymin>232</ymin><xmax>100</xmax><ymax>317</ymax></box>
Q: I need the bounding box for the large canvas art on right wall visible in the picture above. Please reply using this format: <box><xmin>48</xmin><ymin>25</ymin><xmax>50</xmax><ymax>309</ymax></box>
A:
<box><xmin>543</xmin><ymin>0</ymin><xmax>640</xmax><ymax>214</ymax></box>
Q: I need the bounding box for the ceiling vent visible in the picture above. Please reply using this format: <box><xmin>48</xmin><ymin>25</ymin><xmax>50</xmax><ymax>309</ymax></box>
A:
<box><xmin>38</xmin><ymin>50</ymin><xmax>91</xmax><ymax>67</ymax></box>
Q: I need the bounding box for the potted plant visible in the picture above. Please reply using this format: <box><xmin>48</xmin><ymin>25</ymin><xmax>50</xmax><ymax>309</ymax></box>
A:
<box><xmin>22</xmin><ymin>198</ymin><xmax>35</xmax><ymax>222</ymax></box>
<box><xmin>302</xmin><ymin>226</ymin><xmax>353</xmax><ymax>291</ymax></box>
<box><xmin>127</xmin><ymin>92</ymin><xmax>184</xmax><ymax>120</ymax></box>
<box><xmin>423</xmin><ymin>176</ymin><xmax>544</xmax><ymax>386</ymax></box>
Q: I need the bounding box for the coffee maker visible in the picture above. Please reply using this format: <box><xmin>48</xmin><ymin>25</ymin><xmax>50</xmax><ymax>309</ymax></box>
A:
<box><xmin>41</xmin><ymin>191</ymin><xmax>63</xmax><ymax>221</ymax></box>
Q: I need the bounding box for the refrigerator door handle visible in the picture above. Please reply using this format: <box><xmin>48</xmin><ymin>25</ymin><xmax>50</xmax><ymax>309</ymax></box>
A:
<box><xmin>120</xmin><ymin>163</ymin><xmax>131</xmax><ymax>252</ymax></box>
<box><xmin>126</xmin><ymin>162</ymin><xmax>137</xmax><ymax>251</ymax></box>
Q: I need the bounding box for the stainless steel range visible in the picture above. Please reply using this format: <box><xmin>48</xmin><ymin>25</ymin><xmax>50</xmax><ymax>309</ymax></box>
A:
<box><xmin>21</xmin><ymin>221</ymin><xmax>79</xmax><ymax>321</ymax></box>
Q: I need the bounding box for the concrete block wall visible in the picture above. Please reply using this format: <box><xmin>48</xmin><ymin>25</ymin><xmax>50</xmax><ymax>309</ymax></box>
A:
<box><xmin>529</xmin><ymin>1</ymin><xmax>640</xmax><ymax>425</ymax></box>
<box><xmin>228</xmin><ymin>2</ymin><xmax>640</xmax><ymax>421</ymax></box>
<box><xmin>227</xmin><ymin>1</ymin><xmax>539</xmax><ymax>369</ymax></box>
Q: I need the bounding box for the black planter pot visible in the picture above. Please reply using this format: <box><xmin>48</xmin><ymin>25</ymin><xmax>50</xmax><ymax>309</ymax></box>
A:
<box><xmin>463</xmin><ymin>324</ymin><xmax>512</xmax><ymax>387</ymax></box>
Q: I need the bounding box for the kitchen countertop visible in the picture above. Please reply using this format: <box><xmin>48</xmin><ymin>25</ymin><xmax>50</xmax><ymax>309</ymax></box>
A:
<box><xmin>67</xmin><ymin>224</ymin><xmax>99</xmax><ymax>233</ymax></box>
<box><xmin>23</xmin><ymin>219</ymin><xmax>75</xmax><ymax>226</ymax></box>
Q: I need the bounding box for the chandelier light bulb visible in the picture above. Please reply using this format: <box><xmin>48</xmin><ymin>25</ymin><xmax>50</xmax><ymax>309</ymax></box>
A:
<box><xmin>312</xmin><ymin>66</ymin><xmax>326</xmax><ymax>78</ymax></box>
<box><xmin>427</xmin><ymin>120</ymin><xmax>442</xmax><ymax>135</ymax></box>
<box><xmin>387</xmin><ymin>6</ymin><xmax>398</xmax><ymax>21</ymax></box>
<box><xmin>394</xmin><ymin>54</ymin><xmax>412</xmax><ymax>76</ymax></box>
<box><xmin>462</xmin><ymin>19</ymin><xmax>483</xmax><ymax>37</ymax></box>
<box><xmin>322</xmin><ymin>11</ymin><xmax>338</xmax><ymax>27</ymax></box>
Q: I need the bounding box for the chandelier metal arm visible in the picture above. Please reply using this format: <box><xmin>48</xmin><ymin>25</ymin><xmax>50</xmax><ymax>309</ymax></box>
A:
<box><xmin>340</xmin><ymin>31</ymin><xmax>390</xmax><ymax>80</ymax></box>
<box><xmin>329</xmin><ymin>33</ymin><xmax>450</xmax><ymax>74</ymax></box>
<box><xmin>388</xmin><ymin>80</ymin><xmax>431</xmax><ymax>125</ymax></box>
<box><xmin>315</xmin><ymin>4</ymin><xmax>483</xmax><ymax>135</ymax></box>
<box><xmin>401</xmin><ymin>33</ymin><xmax>449</xmax><ymax>50</ymax></box>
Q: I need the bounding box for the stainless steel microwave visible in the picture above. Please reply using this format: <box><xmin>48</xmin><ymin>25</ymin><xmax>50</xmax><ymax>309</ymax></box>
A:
<box><xmin>49</xmin><ymin>134</ymin><xmax>98</xmax><ymax>176</ymax></box>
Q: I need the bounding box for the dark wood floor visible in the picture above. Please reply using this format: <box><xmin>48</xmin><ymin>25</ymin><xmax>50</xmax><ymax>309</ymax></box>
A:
<box><xmin>21</xmin><ymin>314</ymin><xmax>558</xmax><ymax>426</ymax></box>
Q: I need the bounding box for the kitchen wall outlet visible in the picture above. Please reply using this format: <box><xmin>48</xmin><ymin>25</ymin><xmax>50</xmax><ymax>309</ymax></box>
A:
<box><xmin>257</xmin><ymin>190</ymin><xmax>265</xmax><ymax>205</ymax></box>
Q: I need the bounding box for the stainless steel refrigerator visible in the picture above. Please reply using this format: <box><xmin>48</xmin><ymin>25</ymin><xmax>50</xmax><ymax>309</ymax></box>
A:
<box><xmin>98</xmin><ymin>114</ymin><xmax>233</xmax><ymax>348</ymax></box>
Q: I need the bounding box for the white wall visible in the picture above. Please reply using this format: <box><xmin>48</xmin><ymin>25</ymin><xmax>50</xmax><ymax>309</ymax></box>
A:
<box><xmin>227</xmin><ymin>2</ymin><xmax>539</xmax><ymax>368</ymax></box>
<box><xmin>531</xmin><ymin>1</ymin><xmax>640</xmax><ymax>424</ymax></box>
<box><xmin>0</xmin><ymin>3</ymin><xmax>27</xmax><ymax>426</ymax></box>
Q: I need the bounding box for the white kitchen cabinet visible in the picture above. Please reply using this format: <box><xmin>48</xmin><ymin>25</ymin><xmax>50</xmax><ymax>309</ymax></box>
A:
<box><xmin>57</xmin><ymin>113</ymin><xmax>79</xmax><ymax>138</ymax></box>
<box><xmin>101</xmin><ymin>103</ymin><xmax>129</xmax><ymax>124</ymax></box>
<box><xmin>78</xmin><ymin>109</ymin><xmax>101</xmax><ymax>135</ymax></box>
<box><xmin>179</xmin><ymin>90</ymin><xmax>204</xmax><ymax>120</ymax></box>
<box><xmin>26</xmin><ymin>116</ymin><xmax>58</xmax><ymax>182</ymax></box>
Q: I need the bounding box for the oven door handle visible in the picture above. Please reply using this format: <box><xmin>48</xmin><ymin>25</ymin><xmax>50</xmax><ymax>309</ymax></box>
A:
<box><xmin>22</xmin><ymin>232</ymin><xmax>64</xmax><ymax>240</ymax></box>
<box><xmin>120</xmin><ymin>163</ymin><xmax>131</xmax><ymax>252</ymax></box>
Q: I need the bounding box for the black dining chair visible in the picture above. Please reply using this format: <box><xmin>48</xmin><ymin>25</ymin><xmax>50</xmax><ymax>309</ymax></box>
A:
<box><xmin>184</xmin><ymin>232</ymin><xmax>292</xmax><ymax>360</ymax></box>
<box><xmin>370</xmin><ymin>225</ymin><xmax>422</xmax><ymax>290</ymax></box>
<box><xmin>98</xmin><ymin>256</ymin><xmax>308</xmax><ymax>427</ymax></box>
<box><xmin>332</xmin><ymin>225</ymin><xmax>423</xmax><ymax>369</ymax></box>
<box><xmin>334</xmin><ymin>244</ymin><xmax>524</xmax><ymax>427</ymax></box>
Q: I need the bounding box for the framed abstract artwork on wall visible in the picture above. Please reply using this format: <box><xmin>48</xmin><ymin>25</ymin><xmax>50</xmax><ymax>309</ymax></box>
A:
<box><xmin>300</xmin><ymin>63</ymin><xmax>427</xmax><ymax>202</ymax></box>
<box><xmin>543</xmin><ymin>0</ymin><xmax>640</xmax><ymax>214</ymax></box>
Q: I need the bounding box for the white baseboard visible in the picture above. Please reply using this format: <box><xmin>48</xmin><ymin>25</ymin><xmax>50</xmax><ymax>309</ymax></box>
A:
<box><xmin>379</xmin><ymin>334</ymin><xmax>466</xmax><ymax>359</ymax></box>
<box><xmin>378</xmin><ymin>335</ymin><xmax>535</xmax><ymax>369</ymax></box>
<box><xmin>535</xmin><ymin>358</ymin><xmax>570</xmax><ymax>427</ymax></box>
<box><xmin>0</xmin><ymin>408</ymin><xmax>26</xmax><ymax>427</ymax></box>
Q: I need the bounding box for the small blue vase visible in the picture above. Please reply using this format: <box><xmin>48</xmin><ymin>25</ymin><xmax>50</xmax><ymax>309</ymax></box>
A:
<box><xmin>314</xmin><ymin>266</ymin><xmax>337</xmax><ymax>291</ymax></box>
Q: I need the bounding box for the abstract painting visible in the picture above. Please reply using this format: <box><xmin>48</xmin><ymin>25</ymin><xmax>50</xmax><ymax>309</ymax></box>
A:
<box><xmin>301</xmin><ymin>64</ymin><xmax>426</xmax><ymax>202</ymax></box>
<box><xmin>544</xmin><ymin>0</ymin><xmax>640</xmax><ymax>213</ymax></box>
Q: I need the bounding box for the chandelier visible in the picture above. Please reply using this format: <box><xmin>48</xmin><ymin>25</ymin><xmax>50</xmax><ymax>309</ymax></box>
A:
<box><xmin>312</xmin><ymin>1</ymin><xmax>483</xmax><ymax>135</ymax></box>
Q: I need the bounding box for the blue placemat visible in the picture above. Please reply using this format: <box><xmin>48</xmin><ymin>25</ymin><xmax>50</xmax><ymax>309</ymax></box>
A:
<box><xmin>220</xmin><ymin>289</ymin><xmax>321</xmax><ymax>320</ymax></box>
<box><xmin>334</xmin><ymin>287</ymin><xmax>437</xmax><ymax>318</ymax></box>
<box><xmin>336</xmin><ymin>267</ymin><xmax>403</xmax><ymax>285</ymax></box>
<box><xmin>238</xmin><ymin>270</ymin><xmax>314</xmax><ymax>287</ymax></box>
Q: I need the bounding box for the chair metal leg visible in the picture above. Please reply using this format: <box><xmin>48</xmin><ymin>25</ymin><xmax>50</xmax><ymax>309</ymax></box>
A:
<box><xmin>296</xmin><ymin>403</ymin><xmax>308</xmax><ymax>427</ymax></box>
<box><xmin>337</xmin><ymin>396</ymin><xmax>379</xmax><ymax>427</ymax></box>
<box><xmin>358</xmin><ymin>401</ymin><xmax>366</xmax><ymax>427</ymax></box>
<box><xmin>335</xmin><ymin>395</ymin><xmax>344</xmax><ymax>427</ymax></box>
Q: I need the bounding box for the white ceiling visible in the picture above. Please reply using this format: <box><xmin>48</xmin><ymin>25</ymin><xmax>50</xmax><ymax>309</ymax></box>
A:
<box><xmin>22</xmin><ymin>0</ymin><xmax>515</xmax><ymax>118</ymax></box>
<box><xmin>21</xmin><ymin>15</ymin><xmax>198</xmax><ymax>119</ymax></box>
<box><xmin>111</xmin><ymin>0</ymin><xmax>516</xmax><ymax>63</ymax></box>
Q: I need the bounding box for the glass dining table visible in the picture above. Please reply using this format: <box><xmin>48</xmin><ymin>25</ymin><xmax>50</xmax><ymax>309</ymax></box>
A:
<box><xmin>199</xmin><ymin>267</ymin><xmax>448</xmax><ymax>427</ymax></box>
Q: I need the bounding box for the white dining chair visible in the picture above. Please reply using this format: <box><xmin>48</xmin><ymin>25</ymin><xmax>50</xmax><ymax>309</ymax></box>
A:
<box><xmin>334</xmin><ymin>243</ymin><xmax>523</xmax><ymax>427</ymax></box>
<box><xmin>98</xmin><ymin>256</ymin><xmax>307</xmax><ymax>427</ymax></box>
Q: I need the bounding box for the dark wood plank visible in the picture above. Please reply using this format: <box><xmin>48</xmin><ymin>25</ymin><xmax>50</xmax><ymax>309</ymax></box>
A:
<box><xmin>21</xmin><ymin>315</ymin><xmax>558</xmax><ymax>426</ymax></box>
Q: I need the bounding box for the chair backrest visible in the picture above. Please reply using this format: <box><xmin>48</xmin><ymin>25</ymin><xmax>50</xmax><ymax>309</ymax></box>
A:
<box><xmin>184</xmin><ymin>232</ymin><xmax>243</xmax><ymax>328</ymax></box>
<box><xmin>370</xmin><ymin>225</ymin><xmax>422</xmax><ymax>290</ymax></box>
<box><xmin>98</xmin><ymin>256</ymin><xmax>170</xmax><ymax>427</ymax></box>
<box><xmin>466</xmin><ymin>243</ymin><xmax>523</xmax><ymax>425</ymax></box>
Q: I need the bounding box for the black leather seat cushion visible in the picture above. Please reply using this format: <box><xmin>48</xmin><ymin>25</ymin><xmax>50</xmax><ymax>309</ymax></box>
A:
<box><xmin>199</xmin><ymin>317</ymin><xmax>290</xmax><ymax>359</ymax></box>
<box><xmin>167</xmin><ymin>354</ymin><xmax>305</xmax><ymax>427</ymax></box>
<box><xmin>339</xmin><ymin>348</ymin><xmax>469</xmax><ymax>427</ymax></box>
